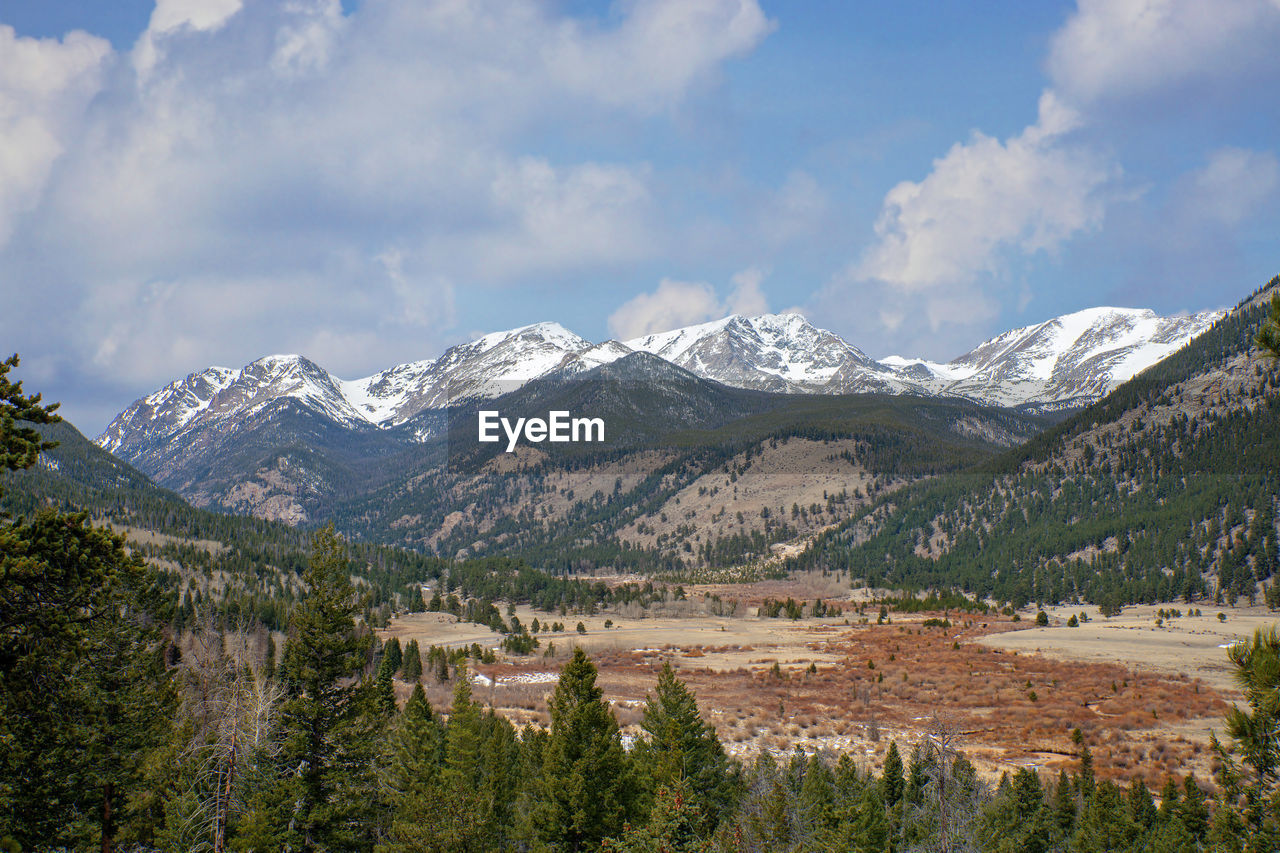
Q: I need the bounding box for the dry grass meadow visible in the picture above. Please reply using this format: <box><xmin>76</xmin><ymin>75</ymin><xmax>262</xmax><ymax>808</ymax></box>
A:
<box><xmin>378</xmin><ymin>578</ymin><xmax>1270</xmax><ymax>788</ymax></box>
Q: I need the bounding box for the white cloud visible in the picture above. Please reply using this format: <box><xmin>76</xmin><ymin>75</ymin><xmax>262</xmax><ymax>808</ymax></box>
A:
<box><xmin>548</xmin><ymin>0</ymin><xmax>775</xmax><ymax>112</ymax></box>
<box><xmin>1047</xmin><ymin>0</ymin><xmax>1280</xmax><ymax>106</ymax></box>
<box><xmin>833</xmin><ymin>0</ymin><xmax>1280</xmax><ymax>347</ymax></box>
<box><xmin>464</xmin><ymin>157</ymin><xmax>655</xmax><ymax>280</ymax></box>
<box><xmin>0</xmin><ymin>0</ymin><xmax>772</xmax><ymax>416</ymax></box>
<box><xmin>150</xmin><ymin>0</ymin><xmax>244</xmax><ymax>34</ymax></box>
<box><xmin>608</xmin><ymin>279</ymin><xmax>724</xmax><ymax>340</ymax></box>
<box><xmin>0</xmin><ymin>25</ymin><xmax>111</xmax><ymax>246</ymax></box>
<box><xmin>607</xmin><ymin>269</ymin><xmax>772</xmax><ymax>339</ymax></box>
<box><xmin>855</xmin><ymin>92</ymin><xmax>1112</xmax><ymax>294</ymax></box>
<box><xmin>726</xmin><ymin>267</ymin><xmax>769</xmax><ymax>316</ymax></box>
<box><xmin>1186</xmin><ymin>147</ymin><xmax>1280</xmax><ymax>226</ymax></box>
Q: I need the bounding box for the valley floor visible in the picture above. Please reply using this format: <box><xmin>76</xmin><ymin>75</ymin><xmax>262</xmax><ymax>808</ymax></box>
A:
<box><xmin>379</xmin><ymin>584</ymin><xmax>1254</xmax><ymax>792</ymax></box>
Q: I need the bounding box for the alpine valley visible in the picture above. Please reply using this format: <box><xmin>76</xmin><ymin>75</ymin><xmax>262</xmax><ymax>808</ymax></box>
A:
<box><xmin>82</xmin><ymin>297</ymin><xmax>1238</xmax><ymax>573</ymax></box>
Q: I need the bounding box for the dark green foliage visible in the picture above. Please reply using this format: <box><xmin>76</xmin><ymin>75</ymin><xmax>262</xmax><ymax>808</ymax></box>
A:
<box><xmin>881</xmin><ymin>741</ymin><xmax>904</xmax><ymax>807</ymax></box>
<box><xmin>235</xmin><ymin>525</ymin><xmax>374</xmax><ymax>852</ymax></box>
<box><xmin>0</xmin><ymin>509</ymin><xmax>173</xmax><ymax>850</ymax></box>
<box><xmin>602</xmin><ymin>782</ymin><xmax>710</xmax><ymax>853</ymax></box>
<box><xmin>384</xmin><ymin>635</ymin><xmax>403</xmax><ymax>676</ymax></box>
<box><xmin>1257</xmin><ymin>291</ymin><xmax>1280</xmax><ymax>359</ymax></box>
<box><xmin>534</xmin><ymin>647</ymin><xmax>635</xmax><ymax>851</ymax></box>
<box><xmin>634</xmin><ymin>662</ymin><xmax>738</xmax><ymax>834</ymax></box>
<box><xmin>786</xmin><ymin>278</ymin><xmax>1280</xmax><ymax>611</ymax></box>
<box><xmin>0</xmin><ymin>353</ymin><xmax>60</xmax><ymax>475</ymax></box>
<box><xmin>401</xmin><ymin>638</ymin><xmax>422</xmax><ymax>681</ymax></box>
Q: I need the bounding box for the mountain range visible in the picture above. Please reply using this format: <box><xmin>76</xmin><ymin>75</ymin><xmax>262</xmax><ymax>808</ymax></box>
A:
<box><xmin>98</xmin><ymin>305</ymin><xmax>1222</xmax><ymax>462</ymax></box>
<box><xmin>15</xmin><ymin>276</ymin><xmax>1276</xmax><ymax>593</ymax></box>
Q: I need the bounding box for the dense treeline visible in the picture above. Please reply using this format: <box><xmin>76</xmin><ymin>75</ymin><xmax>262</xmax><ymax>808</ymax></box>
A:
<box><xmin>7</xmin><ymin>351</ymin><xmax>1280</xmax><ymax>851</ymax></box>
<box><xmin>8</xmin><ymin>517</ymin><xmax>1280</xmax><ymax>851</ymax></box>
<box><xmin>789</xmin><ymin>279</ymin><xmax>1280</xmax><ymax>610</ymax></box>
<box><xmin>325</xmin><ymin>393</ymin><xmax>1044</xmax><ymax>568</ymax></box>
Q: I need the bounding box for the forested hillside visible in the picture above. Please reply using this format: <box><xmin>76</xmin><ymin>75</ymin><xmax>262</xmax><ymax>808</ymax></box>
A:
<box><xmin>330</xmin><ymin>376</ymin><xmax>1045</xmax><ymax>571</ymax></box>
<box><xmin>790</xmin><ymin>277</ymin><xmax>1280</xmax><ymax>610</ymax></box>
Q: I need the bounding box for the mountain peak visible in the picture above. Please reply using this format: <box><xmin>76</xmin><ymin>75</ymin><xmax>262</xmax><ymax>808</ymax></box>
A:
<box><xmin>99</xmin><ymin>301</ymin><xmax>1224</xmax><ymax>459</ymax></box>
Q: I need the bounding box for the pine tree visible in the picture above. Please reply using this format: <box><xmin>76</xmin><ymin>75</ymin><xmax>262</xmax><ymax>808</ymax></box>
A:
<box><xmin>1053</xmin><ymin>769</ymin><xmax>1076</xmax><ymax>836</ymax></box>
<box><xmin>401</xmin><ymin>639</ymin><xmax>422</xmax><ymax>682</ymax></box>
<box><xmin>235</xmin><ymin>525</ymin><xmax>371</xmax><ymax>852</ymax></box>
<box><xmin>798</xmin><ymin>755</ymin><xmax>836</xmax><ymax>844</ymax></box>
<box><xmin>0</xmin><ymin>353</ymin><xmax>60</xmax><ymax>474</ymax></box>
<box><xmin>881</xmin><ymin>741</ymin><xmax>905</xmax><ymax>808</ymax></box>
<box><xmin>634</xmin><ymin>662</ymin><xmax>738</xmax><ymax>834</ymax></box>
<box><xmin>1071</xmin><ymin>781</ymin><xmax>1134</xmax><ymax>851</ymax></box>
<box><xmin>384</xmin><ymin>636</ymin><xmax>403</xmax><ymax>676</ymax></box>
<box><xmin>376</xmin><ymin>651</ymin><xmax>397</xmax><ymax>714</ymax></box>
<box><xmin>601</xmin><ymin>782</ymin><xmax>711</xmax><ymax>853</ymax></box>
<box><xmin>1256</xmin><ymin>291</ymin><xmax>1280</xmax><ymax>359</ymax></box>
<box><xmin>1179</xmin><ymin>774</ymin><xmax>1209</xmax><ymax>841</ymax></box>
<box><xmin>534</xmin><ymin>648</ymin><xmax>635</xmax><ymax>851</ymax></box>
<box><xmin>0</xmin><ymin>509</ymin><xmax>173</xmax><ymax>851</ymax></box>
<box><xmin>1220</xmin><ymin>625</ymin><xmax>1280</xmax><ymax>830</ymax></box>
<box><xmin>378</xmin><ymin>685</ymin><xmax>445</xmax><ymax>853</ymax></box>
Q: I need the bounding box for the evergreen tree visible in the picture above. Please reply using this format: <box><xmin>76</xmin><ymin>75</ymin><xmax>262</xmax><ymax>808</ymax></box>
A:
<box><xmin>797</xmin><ymin>755</ymin><xmax>836</xmax><ymax>845</ymax></box>
<box><xmin>1053</xmin><ymin>770</ymin><xmax>1077</xmax><ymax>837</ymax></box>
<box><xmin>384</xmin><ymin>636</ymin><xmax>403</xmax><ymax>676</ymax></box>
<box><xmin>0</xmin><ymin>353</ymin><xmax>60</xmax><ymax>475</ymax></box>
<box><xmin>1256</xmin><ymin>291</ymin><xmax>1280</xmax><ymax>359</ymax></box>
<box><xmin>634</xmin><ymin>661</ymin><xmax>738</xmax><ymax>833</ymax></box>
<box><xmin>601</xmin><ymin>782</ymin><xmax>710</xmax><ymax>853</ymax></box>
<box><xmin>376</xmin><ymin>650</ymin><xmax>397</xmax><ymax>714</ymax></box>
<box><xmin>1071</xmin><ymin>781</ymin><xmax>1134</xmax><ymax>851</ymax></box>
<box><xmin>534</xmin><ymin>648</ymin><xmax>635</xmax><ymax>851</ymax></box>
<box><xmin>401</xmin><ymin>638</ymin><xmax>423</xmax><ymax>682</ymax></box>
<box><xmin>235</xmin><ymin>525</ymin><xmax>372</xmax><ymax>852</ymax></box>
<box><xmin>881</xmin><ymin>741</ymin><xmax>905</xmax><ymax>807</ymax></box>
<box><xmin>1179</xmin><ymin>774</ymin><xmax>1209</xmax><ymax>842</ymax></box>
<box><xmin>1221</xmin><ymin>625</ymin><xmax>1280</xmax><ymax>829</ymax></box>
<box><xmin>0</xmin><ymin>509</ymin><xmax>173</xmax><ymax>851</ymax></box>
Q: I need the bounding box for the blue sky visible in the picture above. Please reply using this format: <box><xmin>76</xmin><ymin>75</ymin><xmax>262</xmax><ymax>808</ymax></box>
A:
<box><xmin>2</xmin><ymin>0</ymin><xmax>1278</xmax><ymax>433</ymax></box>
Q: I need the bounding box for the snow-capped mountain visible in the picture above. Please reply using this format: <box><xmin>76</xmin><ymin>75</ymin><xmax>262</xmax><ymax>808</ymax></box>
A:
<box><xmin>624</xmin><ymin>313</ymin><xmax>912</xmax><ymax>395</ymax></box>
<box><xmin>880</xmin><ymin>307</ymin><xmax>1223</xmax><ymax>411</ymax></box>
<box><xmin>338</xmin><ymin>322</ymin><xmax>626</xmax><ymax>426</ymax></box>
<box><xmin>97</xmin><ymin>355</ymin><xmax>370</xmax><ymax>457</ymax></box>
<box><xmin>98</xmin><ymin>305</ymin><xmax>1224</xmax><ymax>469</ymax></box>
<box><xmin>100</xmin><ymin>322</ymin><xmax>627</xmax><ymax>461</ymax></box>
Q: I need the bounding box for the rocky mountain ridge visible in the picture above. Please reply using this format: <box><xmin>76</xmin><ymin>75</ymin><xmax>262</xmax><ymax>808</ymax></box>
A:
<box><xmin>98</xmin><ymin>306</ymin><xmax>1222</xmax><ymax>463</ymax></box>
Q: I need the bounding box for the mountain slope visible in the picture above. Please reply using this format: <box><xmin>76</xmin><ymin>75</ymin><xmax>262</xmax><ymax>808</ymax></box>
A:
<box><xmin>790</xmin><ymin>276</ymin><xmax>1279</xmax><ymax>609</ymax></box>
<box><xmin>323</xmin><ymin>354</ymin><xmax>1048</xmax><ymax>565</ymax></box>
<box><xmin>882</xmin><ymin>306</ymin><xmax>1223</xmax><ymax>412</ymax></box>
<box><xmin>625</xmin><ymin>313</ymin><xmax>908</xmax><ymax>395</ymax></box>
<box><xmin>95</xmin><ymin>301</ymin><xmax>1223</xmax><ymax>529</ymax></box>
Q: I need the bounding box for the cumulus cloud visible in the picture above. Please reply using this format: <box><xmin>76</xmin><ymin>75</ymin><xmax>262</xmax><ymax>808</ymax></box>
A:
<box><xmin>1047</xmin><ymin>0</ymin><xmax>1280</xmax><ymax>106</ymax></box>
<box><xmin>835</xmin><ymin>0</ymin><xmax>1280</xmax><ymax>349</ymax></box>
<box><xmin>855</xmin><ymin>92</ymin><xmax>1112</xmax><ymax>294</ymax></box>
<box><xmin>607</xmin><ymin>268</ymin><xmax>772</xmax><ymax>339</ymax></box>
<box><xmin>0</xmin><ymin>0</ymin><xmax>773</xmax><ymax>427</ymax></box>
<box><xmin>548</xmin><ymin>0</ymin><xmax>775</xmax><ymax>112</ymax></box>
<box><xmin>0</xmin><ymin>25</ymin><xmax>111</xmax><ymax>245</ymax></box>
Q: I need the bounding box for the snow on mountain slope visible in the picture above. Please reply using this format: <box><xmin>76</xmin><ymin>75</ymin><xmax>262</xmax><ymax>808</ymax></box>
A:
<box><xmin>625</xmin><ymin>313</ymin><xmax>907</xmax><ymax>394</ymax></box>
<box><xmin>98</xmin><ymin>323</ymin><xmax>633</xmax><ymax>456</ymax></box>
<box><xmin>881</xmin><ymin>307</ymin><xmax>1224</xmax><ymax>409</ymax></box>
<box><xmin>98</xmin><ymin>305</ymin><xmax>1224</xmax><ymax>462</ymax></box>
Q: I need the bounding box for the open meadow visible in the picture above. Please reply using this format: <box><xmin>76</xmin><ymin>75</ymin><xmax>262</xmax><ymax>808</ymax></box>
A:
<box><xmin>379</xmin><ymin>579</ymin><xmax>1256</xmax><ymax>790</ymax></box>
